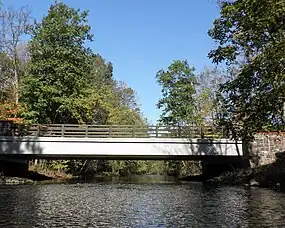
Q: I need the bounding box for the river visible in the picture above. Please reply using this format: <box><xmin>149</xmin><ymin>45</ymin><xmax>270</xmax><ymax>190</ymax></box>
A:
<box><xmin>0</xmin><ymin>176</ymin><xmax>285</xmax><ymax>227</ymax></box>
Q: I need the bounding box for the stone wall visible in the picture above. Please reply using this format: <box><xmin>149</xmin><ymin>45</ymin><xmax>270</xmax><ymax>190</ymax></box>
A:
<box><xmin>250</xmin><ymin>133</ymin><xmax>285</xmax><ymax>167</ymax></box>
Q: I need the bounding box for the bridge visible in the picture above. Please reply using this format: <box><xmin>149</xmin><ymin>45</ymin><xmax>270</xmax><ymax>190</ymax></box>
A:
<box><xmin>0</xmin><ymin>123</ymin><xmax>244</xmax><ymax>177</ymax></box>
<box><xmin>0</xmin><ymin>124</ymin><xmax>243</xmax><ymax>159</ymax></box>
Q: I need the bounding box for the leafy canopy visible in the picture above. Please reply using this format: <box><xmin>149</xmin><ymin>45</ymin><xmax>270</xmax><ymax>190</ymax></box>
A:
<box><xmin>21</xmin><ymin>2</ymin><xmax>93</xmax><ymax>123</ymax></box>
<box><xmin>156</xmin><ymin>60</ymin><xmax>197</xmax><ymax>125</ymax></box>
<box><xmin>209</xmin><ymin>0</ymin><xmax>285</xmax><ymax>140</ymax></box>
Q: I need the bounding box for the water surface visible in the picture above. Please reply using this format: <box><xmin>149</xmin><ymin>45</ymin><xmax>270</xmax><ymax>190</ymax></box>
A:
<box><xmin>0</xmin><ymin>177</ymin><xmax>285</xmax><ymax>227</ymax></box>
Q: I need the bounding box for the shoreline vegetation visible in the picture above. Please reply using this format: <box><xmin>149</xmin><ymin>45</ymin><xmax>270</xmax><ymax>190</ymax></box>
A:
<box><xmin>206</xmin><ymin>152</ymin><xmax>285</xmax><ymax>191</ymax></box>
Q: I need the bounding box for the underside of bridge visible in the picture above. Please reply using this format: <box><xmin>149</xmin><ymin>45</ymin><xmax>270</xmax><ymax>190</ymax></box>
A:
<box><xmin>201</xmin><ymin>159</ymin><xmax>247</xmax><ymax>180</ymax></box>
<box><xmin>0</xmin><ymin>157</ymin><xmax>29</xmax><ymax>177</ymax></box>
<box><xmin>0</xmin><ymin>155</ymin><xmax>247</xmax><ymax>180</ymax></box>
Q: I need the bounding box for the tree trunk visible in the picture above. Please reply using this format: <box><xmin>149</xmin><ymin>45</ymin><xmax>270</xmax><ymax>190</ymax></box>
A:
<box><xmin>14</xmin><ymin>69</ymin><xmax>19</xmax><ymax>105</ymax></box>
<box><xmin>13</xmin><ymin>58</ymin><xmax>19</xmax><ymax>105</ymax></box>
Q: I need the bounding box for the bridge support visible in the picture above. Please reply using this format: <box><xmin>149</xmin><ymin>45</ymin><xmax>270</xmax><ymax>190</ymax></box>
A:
<box><xmin>201</xmin><ymin>159</ymin><xmax>245</xmax><ymax>180</ymax></box>
<box><xmin>0</xmin><ymin>157</ymin><xmax>29</xmax><ymax>177</ymax></box>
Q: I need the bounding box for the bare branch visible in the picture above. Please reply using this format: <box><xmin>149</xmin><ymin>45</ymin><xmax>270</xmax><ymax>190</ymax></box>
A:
<box><xmin>0</xmin><ymin>5</ymin><xmax>31</xmax><ymax>103</ymax></box>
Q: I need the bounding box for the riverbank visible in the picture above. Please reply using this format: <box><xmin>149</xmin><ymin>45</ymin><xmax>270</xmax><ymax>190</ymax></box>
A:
<box><xmin>29</xmin><ymin>164</ymin><xmax>73</xmax><ymax>180</ymax></box>
<box><xmin>0</xmin><ymin>165</ymin><xmax>74</xmax><ymax>185</ymax></box>
<box><xmin>0</xmin><ymin>174</ymin><xmax>34</xmax><ymax>185</ymax></box>
<box><xmin>206</xmin><ymin>152</ymin><xmax>285</xmax><ymax>191</ymax></box>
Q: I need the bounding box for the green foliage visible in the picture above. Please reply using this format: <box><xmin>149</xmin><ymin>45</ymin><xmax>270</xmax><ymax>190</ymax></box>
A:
<box><xmin>155</xmin><ymin>64</ymin><xmax>224</xmax><ymax>178</ymax></box>
<box><xmin>49</xmin><ymin>160</ymin><xmax>69</xmax><ymax>172</ymax></box>
<box><xmin>209</xmin><ymin>0</ymin><xmax>285</xmax><ymax>141</ymax></box>
<box><xmin>89</xmin><ymin>54</ymin><xmax>113</xmax><ymax>87</ymax></box>
<box><xmin>156</xmin><ymin>60</ymin><xmax>197</xmax><ymax>125</ymax></box>
<box><xmin>108</xmin><ymin>81</ymin><xmax>145</xmax><ymax>125</ymax></box>
<box><xmin>21</xmin><ymin>2</ymin><xmax>93</xmax><ymax>123</ymax></box>
<box><xmin>15</xmin><ymin>2</ymin><xmax>148</xmax><ymax>177</ymax></box>
<box><xmin>135</xmin><ymin>161</ymin><xmax>167</xmax><ymax>175</ymax></box>
<box><xmin>179</xmin><ymin>161</ymin><xmax>202</xmax><ymax>178</ymax></box>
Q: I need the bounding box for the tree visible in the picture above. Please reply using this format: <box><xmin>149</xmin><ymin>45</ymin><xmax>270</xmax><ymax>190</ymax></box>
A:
<box><xmin>21</xmin><ymin>2</ymin><xmax>93</xmax><ymax>124</ymax></box>
<box><xmin>208</xmin><ymin>0</ymin><xmax>285</xmax><ymax>140</ymax></box>
<box><xmin>89</xmin><ymin>54</ymin><xmax>113</xmax><ymax>87</ymax></box>
<box><xmin>195</xmin><ymin>67</ymin><xmax>226</xmax><ymax>125</ymax></box>
<box><xmin>0</xmin><ymin>6</ymin><xmax>30</xmax><ymax>104</ymax></box>
<box><xmin>0</xmin><ymin>52</ymin><xmax>13</xmax><ymax>101</ymax></box>
<box><xmin>156</xmin><ymin>60</ymin><xmax>197</xmax><ymax>126</ymax></box>
<box><xmin>109</xmin><ymin>81</ymin><xmax>145</xmax><ymax>125</ymax></box>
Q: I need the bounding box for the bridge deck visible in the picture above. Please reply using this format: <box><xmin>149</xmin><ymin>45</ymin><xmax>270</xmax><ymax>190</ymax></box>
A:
<box><xmin>0</xmin><ymin>136</ymin><xmax>243</xmax><ymax>160</ymax></box>
<box><xmin>0</xmin><ymin>123</ymin><xmax>242</xmax><ymax>160</ymax></box>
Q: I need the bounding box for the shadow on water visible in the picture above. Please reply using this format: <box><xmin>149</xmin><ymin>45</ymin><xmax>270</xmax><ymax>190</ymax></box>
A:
<box><xmin>27</xmin><ymin>171</ymin><xmax>53</xmax><ymax>181</ymax></box>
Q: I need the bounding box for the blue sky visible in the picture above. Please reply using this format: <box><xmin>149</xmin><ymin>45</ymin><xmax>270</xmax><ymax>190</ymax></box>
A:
<box><xmin>4</xmin><ymin>0</ymin><xmax>220</xmax><ymax>124</ymax></box>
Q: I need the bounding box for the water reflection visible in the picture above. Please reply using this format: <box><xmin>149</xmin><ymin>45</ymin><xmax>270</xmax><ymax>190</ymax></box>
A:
<box><xmin>247</xmin><ymin>189</ymin><xmax>285</xmax><ymax>227</ymax></box>
<box><xmin>0</xmin><ymin>178</ymin><xmax>285</xmax><ymax>227</ymax></box>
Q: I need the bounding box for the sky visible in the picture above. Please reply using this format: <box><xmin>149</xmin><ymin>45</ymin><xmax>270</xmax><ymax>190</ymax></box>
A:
<box><xmin>3</xmin><ymin>0</ymin><xmax>220</xmax><ymax>124</ymax></box>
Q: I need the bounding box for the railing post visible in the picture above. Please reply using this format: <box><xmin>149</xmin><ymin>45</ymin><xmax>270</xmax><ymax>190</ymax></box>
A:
<box><xmin>155</xmin><ymin>125</ymin><xmax>158</xmax><ymax>138</ymax></box>
<box><xmin>61</xmin><ymin>125</ymin><xmax>65</xmax><ymax>137</ymax></box>
<box><xmin>178</xmin><ymin>126</ymin><xmax>181</xmax><ymax>138</ymax></box>
<box><xmin>222</xmin><ymin>125</ymin><xmax>226</xmax><ymax>138</ymax></box>
<box><xmin>85</xmin><ymin>125</ymin><xmax>88</xmax><ymax>138</ymax></box>
<box><xmin>17</xmin><ymin>124</ymin><xmax>21</xmax><ymax>136</ymax></box>
<box><xmin>109</xmin><ymin>125</ymin><xmax>112</xmax><ymax>137</ymax></box>
<box><xmin>200</xmin><ymin>126</ymin><xmax>204</xmax><ymax>139</ymax></box>
<box><xmin>132</xmin><ymin>125</ymin><xmax>135</xmax><ymax>137</ymax></box>
<box><xmin>37</xmin><ymin>125</ymin><xmax>40</xmax><ymax>137</ymax></box>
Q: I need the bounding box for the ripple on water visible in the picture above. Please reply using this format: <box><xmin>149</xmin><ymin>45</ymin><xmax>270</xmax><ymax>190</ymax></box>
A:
<box><xmin>0</xmin><ymin>183</ymin><xmax>285</xmax><ymax>227</ymax></box>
